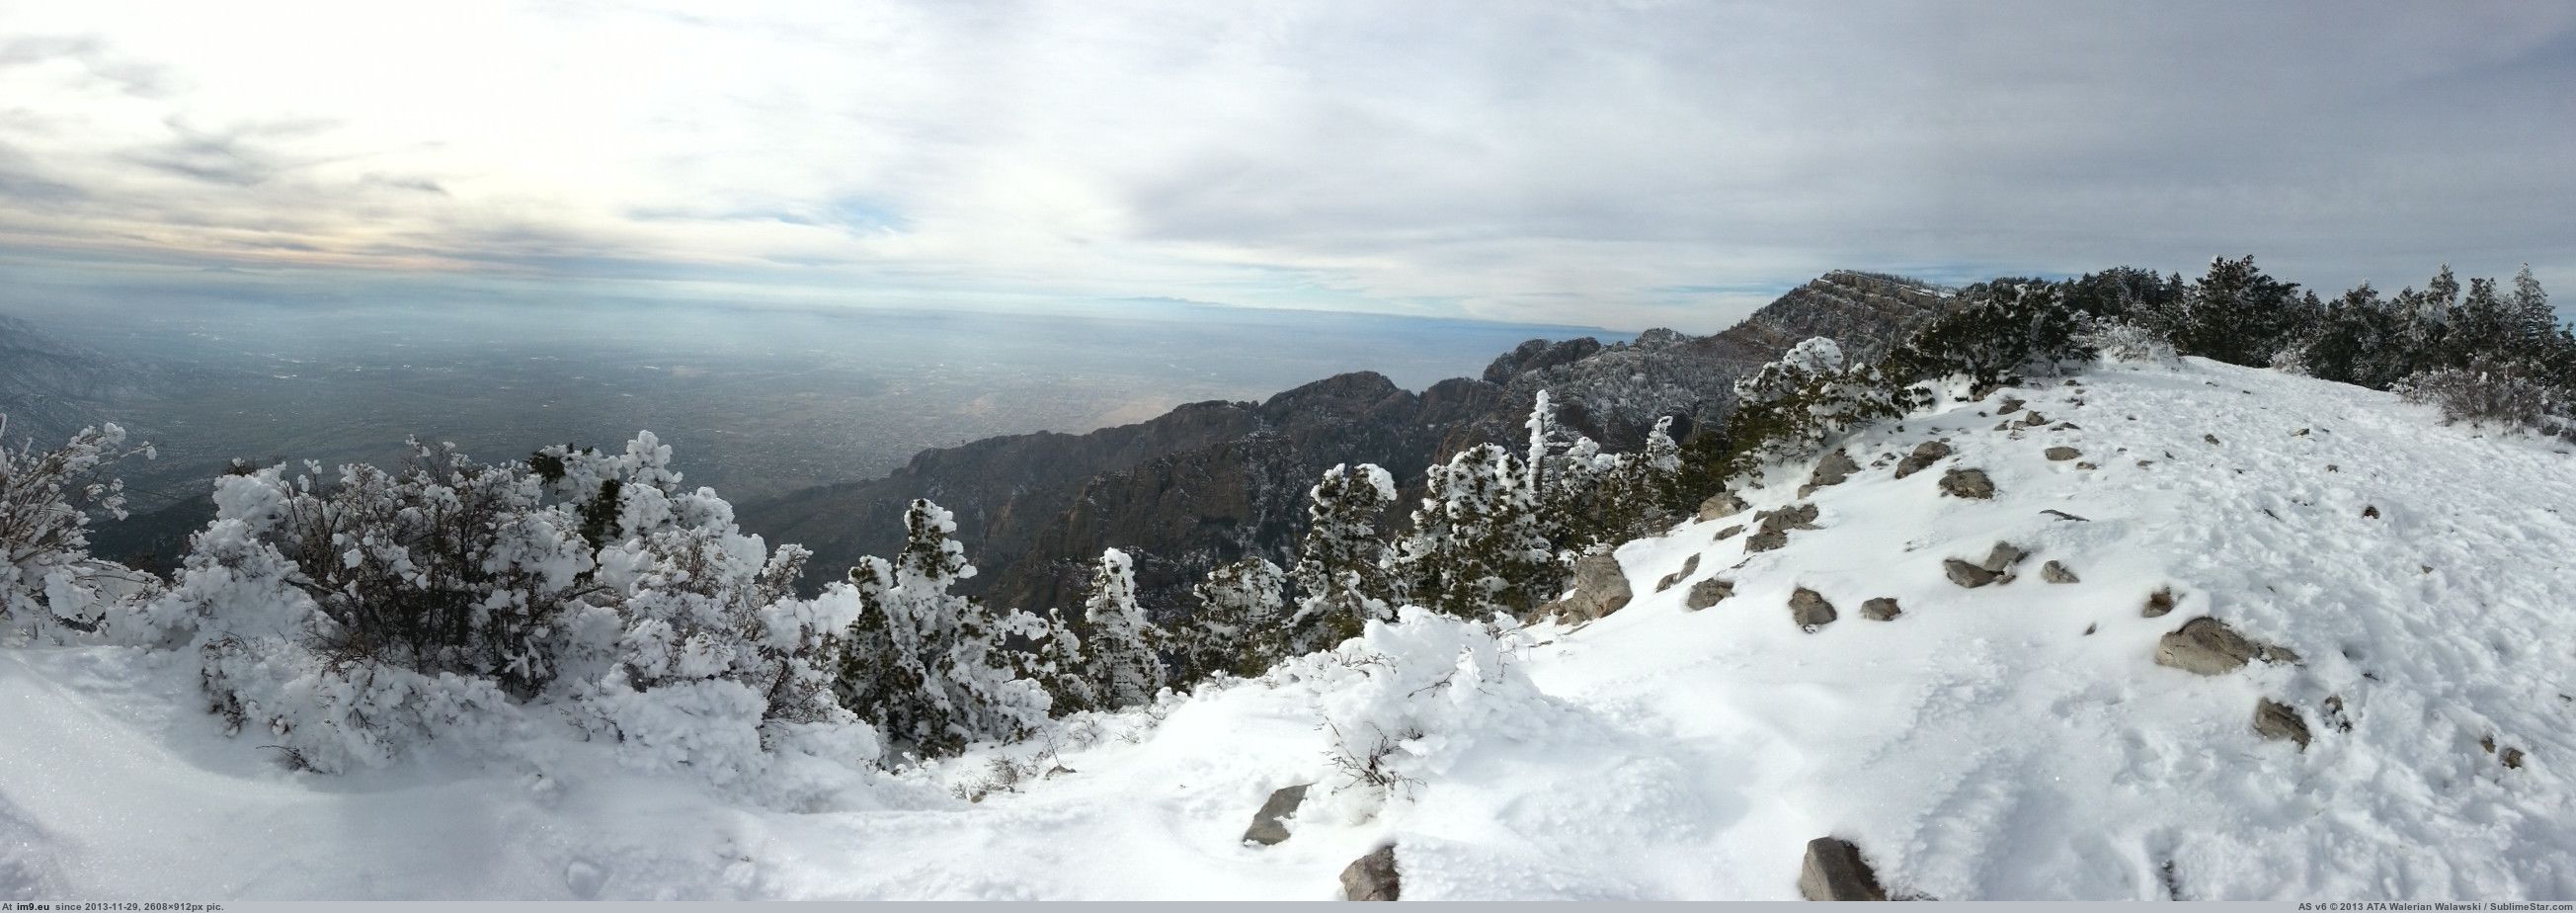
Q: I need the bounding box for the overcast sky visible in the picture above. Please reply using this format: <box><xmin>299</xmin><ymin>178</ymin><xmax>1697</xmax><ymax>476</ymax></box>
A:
<box><xmin>2</xmin><ymin>1</ymin><xmax>2570</xmax><ymax>332</ymax></box>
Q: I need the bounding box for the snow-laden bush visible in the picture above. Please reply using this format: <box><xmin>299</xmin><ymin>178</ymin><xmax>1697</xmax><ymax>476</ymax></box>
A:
<box><xmin>1287</xmin><ymin>463</ymin><xmax>1398</xmax><ymax>654</ymax></box>
<box><xmin>1722</xmin><ymin>337</ymin><xmax>1900</xmax><ymax>483</ymax></box>
<box><xmin>2075</xmin><ymin>318</ymin><xmax>2178</xmax><ymax>366</ymax></box>
<box><xmin>151</xmin><ymin>434</ymin><xmax>873</xmax><ymax>783</ymax></box>
<box><xmin>1288</xmin><ymin>607</ymin><xmax>1574</xmax><ymax>823</ymax></box>
<box><xmin>0</xmin><ymin>421</ymin><xmax>157</xmax><ymax>636</ymax></box>
<box><xmin>1388</xmin><ymin>444</ymin><xmax>1554</xmax><ymax>620</ymax></box>
<box><xmin>2398</xmin><ymin>357</ymin><xmax>2573</xmax><ymax>439</ymax></box>
<box><xmin>1079</xmin><ymin>547</ymin><xmax>1164</xmax><ymax>709</ymax></box>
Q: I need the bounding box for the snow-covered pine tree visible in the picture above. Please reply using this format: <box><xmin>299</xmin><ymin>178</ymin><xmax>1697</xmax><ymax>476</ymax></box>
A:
<box><xmin>1388</xmin><ymin>444</ymin><xmax>1554</xmax><ymax>620</ymax></box>
<box><xmin>0</xmin><ymin>420</ymin><xmax>154</xmax><ymax>633</ymax></box>
<box><xmin>1080</xmin><ymin>547</ymin><xmax>1164</xmax><ymax>708</ymax></box>
<box><xmin>1181</xmin><ymin>555</ymin><xmax>1287</xmax><ymax>685</ymax></box>
<box><xmin>1025</xmin><ymin>606</ymin><xmax>1097</xmax><ymax>715</ymax></box>
<box><xmin>1288</xmin><ymin>462</ymin><xmax>1397</xmax><ymax>654</ymax></box>
<box><xmin>836</xmin><ymin>499</ymin><xmax>1050</xmax><ymax>756</ymax></box>
<box><xmin>1723</xmin><ymin>337</ymin><xmax>1899</xmax><ymax>484</ymax></box>
<box><xmin>2511</xmin><ymin>264</ymin><xmax>2555</xmax><ymax>351</ymax></box>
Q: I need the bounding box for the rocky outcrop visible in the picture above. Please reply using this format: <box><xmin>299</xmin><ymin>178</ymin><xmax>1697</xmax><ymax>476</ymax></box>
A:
<box><xmin>2041</xmin><ymin>560</ymin><xmax>2080</xmax><ymax>584</ymax></box>
<box><xmin>1800</xmin><ymin>450</ymin><xmax>1860</xmax><ymax>496</ymax></box>
<box><xmin>1685</xmin><ymin>578</ymin><xmax>1734</xmax><ymax>611</ymax></box>
<box><xmin>740</xmin><ymin>271</ymin><xmax>1952</xmax><ymax>623</ymax></box>
<box><xmin>1892</xmin><ymin>441</ymin><xmax>1952</xmax><ymax>479</ymax></box>
<box><xmin>1791</xmin><ymin>588</ymin><xmax>1837</xmax><ymax>630</ymax></box>
<box><xmin>2155</xmin><ymin>618</ymin><xmax>2300</xmax><ymax>676</ymax></box>
<box><xmin>1537</xmin><ymin>554</ymin><xmax>1633</xmax><ymax>622</ymax></box>
<box><xmin>1799</xmin><ymin>837</ymin><xmax>1888</xmax><ymax>901</ymax></box>
<box><xmin>1242</xmin><ymin>784</ymin><xmax>1312</xmax><ymax>846</ymax></box>
<box><xmin>1340</xmin><ymin>845</ymin><xmax>1402</xmax><ymax>901</ymax></box>
<box><xmin>1938</xmin><ymin>468</ymin><xmax>1995</xmax><ymax>499</ymax></box>
<box><xmin>1656</xmin><ymin>554</ymin><xmax>1702</xmax><ymax>593</ymax></box>
<box><xmin>1944</xmin><ymin>559</ymin><xmax>1999</xmax><ymax>588</ymax></box>
<box><xmin>1860</xmin><ymin>597</ymin><xmax>1902</xmax><ymax>621</ymax></box>
<box><xmin>2253</xmin><ymin>700</ymin><xmax>2310</xmax><ymax>749</ymax></box>
<box><xmin>1697</xmin><ymin>491</ymin><xmax>1748</xmax><ymax>522</ymax></box>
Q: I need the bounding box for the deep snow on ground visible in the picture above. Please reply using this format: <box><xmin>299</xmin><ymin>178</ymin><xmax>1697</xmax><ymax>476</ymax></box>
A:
<box><xmin>4</xmin><ymin>357</ymin><xmax>2573</xmax><ymax>900</ymax></box>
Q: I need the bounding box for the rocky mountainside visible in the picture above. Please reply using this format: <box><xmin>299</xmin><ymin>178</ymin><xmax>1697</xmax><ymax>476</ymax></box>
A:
<box><xmin>742</xmin><ymin>270</ymin><xmax>1952</xmax><ymax>618</ymax></box>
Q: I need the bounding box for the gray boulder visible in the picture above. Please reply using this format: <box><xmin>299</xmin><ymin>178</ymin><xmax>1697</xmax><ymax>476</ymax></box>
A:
<box><xmin>1756</xmin><ymin>502</ymin><xmax>1822</xmax><ymax>533</ymax></box>
<box><xmin>1713</xmin><ymin>524</ymin><xmax>1745</xmax><ymax>541</ymax></box>
<box><xmin>1655</xmin><ymin>554</ymin><xmax>1702</xmax><ymax>593</ymax></box>
<box><xmin>2045</xmin><ymin>447</ymin><xmax>2081</xmax><ymax>461</ymax></box>
<box><xmin>1943</xmin><ymin>558</ymin><xmax>2000</xmax><ymax>588</ymax></box>
<box><xmin>2253</xmin><ymin>700</ymin><xmax>2310</xmax><ymax>750</ymax></box>
<box><xmin>1242</xmin><ymin>784</ymin><xmax>1311</xmax><ymax>846</ymax></box>
<box><xmin>1745</xmin><ymin>530</ymin><xmax>1789</xmax><ymax>553</ymax></box>
<box><xmin>1697</xmin><ymin>491</ymin><xmax>1749</xmax><ymax>522</ymax></box>
<box><xmin>1800</xmin><ymin>450</ymin><xmax>1861</xmax><ymax>496</ymax></box>
<box><xmin>1538</xmin><ymin>553</ymin><xmax>1633</xmax><ymax>622</ymax></box>
<box><xmin>2021</xmin><ymin>411</ymin><xmax>2049</xmax><ymax>427</ymax></box>
<box><xmin>1997</xmin><ymin>397</ymin><xmax>2026</xmax><ymax>415</ymax></box>
<box><xmin>1980</xmin><ymin>542</ymin><xmax>2029</xmax><ymax>573</ymax></box>
<box><xmin>1798</xmin><ymin>837</ymin><xmax>1888</xmax><ymax>901</ymax></box>
<box><xmin>2041</xmin><ymin>560</ymin><xmax>2079</xmax><ymax>584</ymax></box>
<box><xmin>1938</xmin><ymin>467</ymin><xmax>1996</xmax><ymax>499</ymax></box>
<box><xmin>1790</xmin><ymin>587</ymin><xmax>1837</xmax><ymax>630</ymax></box>
<box><xmin>1685</xmin><ymin>578</ymin><xmax>1734</xmax><ymax>611</ymax></box>
<box><xmin>1860</xmin><ymin>597</ymin><xmax>1902</xmax><ymax>622</ymax></box>
<box><xmin>2155</xmin><ymin>617</ymin><xmax>2299</xmax><ymax>676</ymax></box>
<box><xmin>2142</xmin><ymin>587</ymin><xmax>2178</xmax><ymax>618</ymax></box>
<box><xmin>1893</xmin><ymin>440</ymin><xmax>1954</xmax><ymax>479</ymax></box>
<box><xmin>1340</xmin><ymin>845</ymin><xmax>1401</xmax><ymax>901</ymax></box>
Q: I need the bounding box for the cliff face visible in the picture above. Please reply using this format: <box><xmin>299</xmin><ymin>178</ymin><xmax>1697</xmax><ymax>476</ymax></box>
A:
<box><xmin>739</xmin><ymin>270</ymin><xmax>1952</xmax><ymax>617</ymax></box>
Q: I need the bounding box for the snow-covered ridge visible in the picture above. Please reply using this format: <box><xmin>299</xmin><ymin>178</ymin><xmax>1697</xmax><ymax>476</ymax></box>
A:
<box><xmin>3</xmin><ymin>357</ymin><xmax>2570</xmax><ymax>899</ymax></box>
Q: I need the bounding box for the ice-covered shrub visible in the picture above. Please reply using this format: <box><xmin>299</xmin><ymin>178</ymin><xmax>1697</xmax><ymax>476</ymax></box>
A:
<box><xmin>156</xmin><ymin>433</ymin><xmax>873</xmax><ymax>781</ymax></box>
<box><xmin>1289</xmin><ymin>607</ymin><xmax>1574</xmax><ymax>823</ymax></box>
<box><xmin>1722</xmin><ymin>337</ymin><xmax>1901</xmax><ymax>483</ymax></box>
<box><xmin>836</xmin><ymin>499</ymin><xmax>1052</xmax><ymax>759</ymax></box>
<box><xmin>2075</xmin><ymin>318</ymin><xmax>2178</xmax><ymax>366</ymax></box>
<box><xmin>0</xmin><ymin>421</ymin><xmax>157</xmax><ymax>635</ymax></box>
<box><xmin>2399</xmin><ymin>357</ymin><xmax>2572</xmax><ymax>439</ymax></box>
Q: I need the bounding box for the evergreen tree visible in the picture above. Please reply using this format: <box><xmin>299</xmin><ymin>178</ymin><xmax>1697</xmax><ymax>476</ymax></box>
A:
<box><xmin>2164</xmin><ymin>255</ymin><xmax>2309</xmax><ymax>367</ymax></box>
<box><xmin>1387</xmin><ymin>444</ymin><xmax>1554</xmax><ymax>619</ymax></box>
<box><xmin>1025</xmin><ymin>606</ymin><xmax>1097</xmax><ymax>716</ymax></box>
<box><xmin>1080</xmin><ymin>547</ymin><xmax>1164</xmax><ymax>708</ymax></box>
<box><xmin>1287</xmin><ymin>463</ymin><xmax>1397</xmax><ymax>653</ymax></box>
<box><xmin>2511</xmin><ymin>264</ymin><xmax>2554</xmax><ymax>350</ymax></box>
<box><xmin>1180</xmin><ymin>556</ymin><xmax>1288</xmax><ymax>685</ymax></box>
<box><xmin>836</xmin><ymin>499</ymin><xmax>1050</xmax><ymax>756</ymax></box>
<box><xmin>1725</xmin><ymin>337</ymin><xmax>1899</xmax><ymax>483</ymax></box>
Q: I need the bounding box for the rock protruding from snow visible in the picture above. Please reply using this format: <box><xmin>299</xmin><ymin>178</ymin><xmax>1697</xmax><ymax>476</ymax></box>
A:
<box><xmin>1997</xmin><ymin>397</ymin><xmax>2026</xmax><ymax>415</ymax></box>
<box><xmin>2154</xmin><ymin>618</ymin><xmax>2299</xmax><ymax>676</ymax></box>
<box><xmin>1801</xmin><ymin>450</ymin><xmax>1861</xmax><ymax>496</ymax></box>
<box><xmin>1340</xmin><ymin>845</ymin><xmax>1401</xmax><ymax>901</ymax></box>
<box><xmin>1656</xmin><ymin>554</ymin><xmax>1702</xmax><ymax>593</ymax></box>
<box><xmin>2143</xmin><ymin>587</ymin><xmax>2179</xmax><ymax>618</ymax></box>
<box><xmin>2045</xmin><ymin>447</ymin><xmax>2081</xmax><ymax>461</ymax></box>
<box><xmin>1746</xmin><ymin>503</ymin><xmax>1821</xmax><ymax>554</ymax></box>
<box><xmin>1938</xmin><ymin>467</ymin><xmax>1995</xmax><ymax>499</ymax></box>
<box><xmin>2253</xmin><ymin>700</ymin><xmax>2311</xmax><ymax>750</ymax></box>
<box><xmin>1539</xmin><ymin>554</ymin><xmax>1633</xmax><ymax>622</ymax></box>
<box><xmin>1798</xmin><ymin>837</ymin><xmax>1888</xmax><ymax>901</ymax></box>
<box><xmin>1697</xmin><ymin>491</ymin><xmax>1748</xmax><ymax>523</ymax></box>
<box><xmin>2041</xmin><ymin>561</ymin><xmax>2080</xmax><ymax>584</ymax></box>
<box><xmin>1790</xmin><ymin>588</ymin><xmax>1837</xmax><ymax>631</ymax></box>
<box><xmin>1861</xmin><ymin>597</ymin><xmax>1902</xmax><ymax>622</ymax></box>
<box><xmin>1944</xmin><ymin>559</ymin><xmax>2000</xmax><ymax>589</ymax></box>
<box><xmin>1685</xmin><ymin>578</ymin><xmax>1734</xmax><ymax>611</ymax></box>
<box><xmin>1242</xmin><ymin>784</ymin><xmax>1311</xmax><ymax>846</ymax></box>
<box><xmin>1893</xmin><ymin>440</ymin><xmax>1953</xmax><ymax>479</ymax></box>
<box><xmin>1980</xmin><ymin>542</ymin><xmax>2029</xmax><ymax>574</ymax></box>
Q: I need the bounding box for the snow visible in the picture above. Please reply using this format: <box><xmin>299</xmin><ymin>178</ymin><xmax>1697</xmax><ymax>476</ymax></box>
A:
<box><xmin>5</xmin><ymin>358</ymin><xmax>2575</xmax><ymax>899</ymax></box>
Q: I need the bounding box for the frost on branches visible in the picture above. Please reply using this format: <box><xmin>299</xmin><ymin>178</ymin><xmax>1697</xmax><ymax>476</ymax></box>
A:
<box><xmin>148</xmin><ymin>434</ymin><xmax>869</xmax><ymax>786</ymax></box>
<box><xmin>836</xmin><ymin>498</ymin><xmax>1051</xmax><ymax>759</ymax></box>
<box><xmin>1080</xmin><ymin>547</ymin><xmax>1164</xmax><ymax>708</ymax></box>
<box><xmin>0</xmin><ymin>420</ymin><xmax>156</xmax><ymax>635</ymax></box>
<box><xmin>1723</xmin><ymin>337</ymin><xmax>1900</xmax><ymax>483</ymax></box>
<box><xmin>1288</xmin><ymin>463</ymin><xmax>1398</xmax><ymax>655</ymax></box>
<box><xmin>1389</xmin><ymin>444</ymin><xmax>1554</xmax><ymax>620</ymax></box>
<box><xmin>1295</xmin><ymin>608</ymin><xmax>1576</xmax><ymax>824</ymax></box>
<box><xmin>1179</xmin><ymin>555</ymin><xmax>1287</xmax><ymax>685</ymax></box>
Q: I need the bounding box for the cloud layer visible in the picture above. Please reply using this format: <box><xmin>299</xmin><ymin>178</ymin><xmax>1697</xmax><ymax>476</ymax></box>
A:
<box><xmin>3</xmin><ymin>1</ymin><xmax>2571</xmax><ymax>331</ymax></box>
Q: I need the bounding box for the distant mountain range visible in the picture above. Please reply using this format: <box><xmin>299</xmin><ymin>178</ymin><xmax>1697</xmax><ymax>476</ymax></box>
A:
<box><xmin>0</xmin><ymin>313</ymin><xmax>157</xmax><ymax>451</ymax></box>
<box><xmin>737</xmin><ymin>271</ymin><xmax>1953</xmax><ymax>619</ymax></box>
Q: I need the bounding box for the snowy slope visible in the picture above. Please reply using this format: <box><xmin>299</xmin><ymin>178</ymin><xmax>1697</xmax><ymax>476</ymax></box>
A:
<box><xmin>4</xmin><ymin>356</ymin><xmax>2573</xmax><ymax>900</ymax></box>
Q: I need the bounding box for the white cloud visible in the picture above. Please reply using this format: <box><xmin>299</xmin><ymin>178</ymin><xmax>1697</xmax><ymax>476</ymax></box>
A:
<box><xmin>1</xmin><ymin>0</ymin><xmax>2572</xmax><ymax>332</ymax></box>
